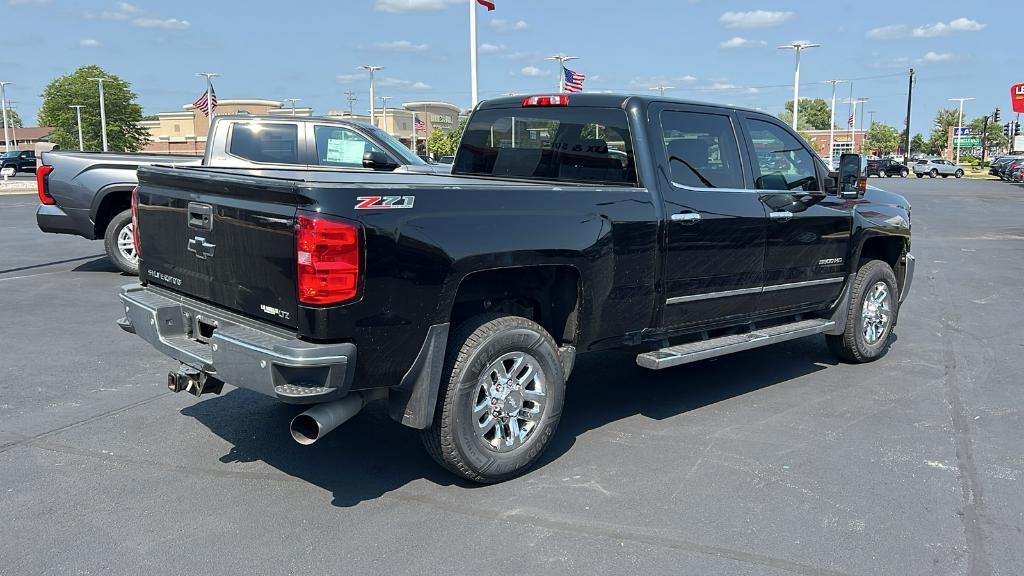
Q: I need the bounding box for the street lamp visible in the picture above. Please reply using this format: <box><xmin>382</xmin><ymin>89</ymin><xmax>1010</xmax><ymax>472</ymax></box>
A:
<box><xmin>359</xmin><ymin>65</ymin><xmax>384</xmax><ymax>125</ymax></box>
<box><xmin>87</xmin><ymin>77</ymin><xmax>111</xmax><ymax>152</ymax></box>
<box><xmin>823</xmin><ymin>79</ymin><xmax>847</xmax><ymax>165</ymax></box>
<box><xmin>650</xmin><ymin>85</ymin><xmax>675</xmax><ymax>97</ymax></box>
<box><xmin>777</xmin><ymin>42</ymin><xmax>820</xmax><ymax>130</ymax></box>
<box><xmin>844</xmin><ymin>97</ymin><xmax>869</xmax><ymax>153</ymax></box>
<box><xmin>284</xmin><ymin>98</ymin><xmax>301</xmax><ymax>116</ymax></box>
<box><xmin>69</xmin><ymin>105</ymin><xmax>85</xmax><ymax>151</ymax></box>
<box><xmin>0</xmin><ymin>81</ymin><xmax>12</xmax><ymax>151</ymax></box>
<box><xmin>948</xmin><ymin>97</ymin><xmax>975</xmax><ymax>164</ymax></box>
<box><xmin>545</xmin><ymin>55</ymin><xmax>578</xmax><ymax>93</ymax></box>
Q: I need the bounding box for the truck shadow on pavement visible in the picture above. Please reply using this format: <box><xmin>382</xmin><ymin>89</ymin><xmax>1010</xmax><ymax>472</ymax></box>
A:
<box><xmin>181</xmin><ymin>336</ymin><xmax>848</xmax><ymax>507</ymax></box>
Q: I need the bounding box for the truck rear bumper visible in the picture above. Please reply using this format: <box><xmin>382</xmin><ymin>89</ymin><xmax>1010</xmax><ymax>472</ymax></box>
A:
<box><xmin>118</xmin><ymin>283</ymin><xmax>356</xmax><ymax>404</ymax></box>
<box><xmin>36</xmin><ymin>204</ymin><xmax>91</xmax><ymax>237</ymax></box>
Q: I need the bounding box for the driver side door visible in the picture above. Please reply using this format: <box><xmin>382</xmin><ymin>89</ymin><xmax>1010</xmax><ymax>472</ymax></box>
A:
<box><xmin>739</xmin><ymin>116</ymin><xmax>852</xmax><ymax>315</ymax></box>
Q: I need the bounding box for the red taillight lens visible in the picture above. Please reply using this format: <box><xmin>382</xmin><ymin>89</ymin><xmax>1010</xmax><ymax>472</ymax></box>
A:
<box><xmin>130</xmin><ymin>186</ymin><xmax>141</xmax><ymax>257</ymax></box>
<box><xmin>36</xmin><ymin>165</ymin><xmax>55</xmax><ymax>205</ymax></box>
<box><xmin>296</xmin><ymin>211</ymin><xmax>360</xmax><ymax>305</ymax></box>
<box><xmin>522</xmin><ymin>95</ymin><xmax>569</xmax><ymax>107</ymax></box>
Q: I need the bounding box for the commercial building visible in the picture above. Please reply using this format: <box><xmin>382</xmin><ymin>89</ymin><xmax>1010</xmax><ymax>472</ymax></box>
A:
<box><xmin>2</xmin><ymin>127</ymin><xmax>52</xmax><ymax>153</ymax></box>
<box><xmin>803</xmin><ymin>129</ymin><xmax>867</xmax><ymax>160</ymax></box>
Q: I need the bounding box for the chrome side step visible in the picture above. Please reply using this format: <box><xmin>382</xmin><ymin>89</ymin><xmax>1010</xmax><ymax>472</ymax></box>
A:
<box><xmin>636</xmin><ymin>319</ymin><xmax>835</xmax><ymax>370</ymax></box>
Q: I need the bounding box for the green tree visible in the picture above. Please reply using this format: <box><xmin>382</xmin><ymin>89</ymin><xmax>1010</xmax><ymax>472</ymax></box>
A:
<box><xmin>864</xmin><ymin>122</ymin><xmax>900</xmax><ymax>154</ymax></box>
<box><xmin>910</xmin><ymin>133</ymin><xmax>927</xmax><ymax>155</ymax></box>
<box><xmin>967</xmin><ymin>114</ymin><xmax>1007</xmax><ymax>156</ymax></box>
<box><xmin>37</xmin><ymin>65</ymin><xmax>148</xmax><ymax>152</ymax></box>
<box><xmin>777</xmin><ymin>98</ymin><xmax>833</xmax><ymax>130</ymax></box>
<box><xmin>426</xmin><ymin>128</ymin><xmax>454</xmax><ymax>159</ymax></box>
<box><xmin>2</xmin><ymin>108</ymin><xmax>23</xmax><ymax>129</ymax></box>
<box><xmin>926</xmin><ymin>108</ymin><xmax>959</xmax><ymax>156</ymax></box>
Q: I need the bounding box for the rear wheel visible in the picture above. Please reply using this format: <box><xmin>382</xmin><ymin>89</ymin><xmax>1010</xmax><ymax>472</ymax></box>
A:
<box><xmin>826</xmin><ymin>259</ymin><xmax>898</xmax><ymax>363</ymax></box>
<box><xmin>103</xmin><ymin>209</ymin><xmax>139</xmax><ymax>275</ymax></box>
<box><xmin>901</xmin><ymin>169</ymin><xmax>909</xmax><ymax>177</ymax></box>
<box><xmin>929</xmin><ymin>169</ymin><xmax>938</xmax><ymax>178</ymax></box>
<box><xmin>421</xmin><ymin>314</ymin><xmax>565</xmax><ymax>483</ymax></box>
<box><xmin>916</xmin><ymin>173</ymin><xmax>924</xmax><ymax>178</ymax></box>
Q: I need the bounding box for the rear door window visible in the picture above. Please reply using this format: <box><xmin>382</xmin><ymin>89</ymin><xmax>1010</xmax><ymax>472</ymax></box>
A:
<box><xmin>454</xmin><ymin>106</ymin><xmax>637</xmax><ymax>185</ymax></box>
<box><xmin>660</xmin><ymin>110</ymin><xmax>744</xmax><ymax>189</ymax></box>
<box><xmin>227</xmin><ymin>123</ymin><xmax>300</xmax><ymax>164</ymax></box>
<box><xmin>314</xmin><ymin>126</ymin><xmax>386</xmax><ymax>168</ymax></box>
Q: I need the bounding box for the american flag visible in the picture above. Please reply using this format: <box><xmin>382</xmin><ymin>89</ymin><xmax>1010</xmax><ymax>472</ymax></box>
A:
<box><xmin>415</xmin><ymin>115</ymin><xmax>426</xmax><ymax>133</ymax></box>
<box><xmin>193</xmin><ymin>87</ymin><xmax>217</xmax><ymax>117</ymax></box>
<box><xmin>477</xmin><ymin>0</ymin><xmax>495</xmax><ymax>10</ymax></box>
<box><xmin>563</xmin><ymin>68</ymin><xmax>586</xmax><ymax>93</ymax></box>
<box><xmin>848</xmin><ymin>113</ymin><xmax>855</xmax><ymax>128</ymax></box>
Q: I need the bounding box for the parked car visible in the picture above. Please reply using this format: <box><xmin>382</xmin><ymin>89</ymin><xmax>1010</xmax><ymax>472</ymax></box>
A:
<box><xmin>996</xmin><ymin>158</ymin><xmax>1023</xmax><ymax>180</ymax></box>
<box><xmin>867</xmin><ymin>158</ymin><xmax>909</xmax><ymax>178</ymax></box>
<box><xmin>1</xmin><ymin>150</ymin><xmax>37</xmax><ymax>174</ymax></box>
<box><xmin>36</xmin><ymin>116</ymin><xmax>445</xmax><ymax>274</ymax></box>
<box><xmin>437</xmin><ymin>155</ymin><xmax>455</xmax><ymax>164</ymax></box>
<box><xmin>1010</xmin><ymin>164</ymin><xmax>1024</xmax><ymax>183</ymax></box>
<box><xmin>912</xmin><ymin>158</ymin><xmax>964</xmax><ymax>178</ymax></box>
<box><xmin>119</xmin><ymin>93</ymin><xmax>914</xmax><ymax>483</ymax></box>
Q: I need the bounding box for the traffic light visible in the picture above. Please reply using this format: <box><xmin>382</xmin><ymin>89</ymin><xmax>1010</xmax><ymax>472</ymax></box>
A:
<box><xmin>1015</xmin><ymin>121</ymin><xmax>1022</xmax><ymax>137</ymax></box>
<box><xmin>993</xmin><ymin>108</ymin><xmax>1001</xmax><ymax>123</ymax></box>
<box><xmin>1005</xmin><ymin>123</ymin><xmax>1012</xmax><ymax>138</ymax></box>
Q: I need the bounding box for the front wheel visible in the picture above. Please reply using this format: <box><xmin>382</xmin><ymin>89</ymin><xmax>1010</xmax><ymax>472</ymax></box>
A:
<box><xmin>103</xmin><ymin>209</ymin><xmax>139</xmax><ymax>275</ymax></box>
<box><xmin>826</xmin><ymin>259</ymin><xmax>899</xmax><ymax>363</ymax></box>
<box><xmin>929</xmin><ymin>169</ymin><xmax>938</xmax><ymax>178</ymax></box>
<box><xmin>954</xmin><ymin>169</ymin><xmax>964</xmax><ymax>178</ymax></box>
<box><xmin>421</xmin><ymin>314</ymin><xmax>566</xmax><ymax>483</ymax></box>
<box><xmin>916</xmin><ymin>173</ymin><xmax>924</xmax><ymax>178</ymax></box>
<box><xmin>901</xmin><ymin>169</ymin><xmax>909</xmax><ymax>177</ymax></box>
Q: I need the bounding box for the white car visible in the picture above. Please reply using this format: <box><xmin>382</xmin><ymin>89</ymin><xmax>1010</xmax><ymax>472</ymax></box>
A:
<box><xmin>912</xmin><ymin>158</ymin><xmax>964</xmax><ymax>178</ymax></box>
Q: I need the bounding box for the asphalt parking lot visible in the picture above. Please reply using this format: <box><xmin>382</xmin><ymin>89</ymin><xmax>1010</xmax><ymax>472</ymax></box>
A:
<box><xmin>2</xmin><ymin>178</ymin><xmax>1022</xmax><ymax>575</ymax></box>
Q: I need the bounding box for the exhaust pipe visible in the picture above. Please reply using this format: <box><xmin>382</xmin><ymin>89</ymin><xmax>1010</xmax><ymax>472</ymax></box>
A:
<box><xmin>289</xmin><ymin>394</ymin><xmax>366</xmax><ymax>445</ymax></box>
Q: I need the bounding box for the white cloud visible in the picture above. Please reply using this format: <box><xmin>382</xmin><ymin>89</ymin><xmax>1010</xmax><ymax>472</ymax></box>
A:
<box><xmin>411</xmin><ymin>82</ymin><xmax>432</xmax><ymax>90</ymax></box>
<box><xmin>7</xmin><ymin>0</ymin><xmax>50</xmax><ymax>6</ymax></box>
<box><xmin>490</xmin><ymin>18</ymin><xmax>528</xmax><ymax>32</ymax></box>
<box><xmin>922</xmin><ymin>51</ymin><xmax>953</xmax><ymax>63</ymax></box>
<box><xmin>866</xmin><ymin>24</ymin><xmax>908</xmax><ymax>40</ymax></box>
<box><xmin>116</xmin><ymin>1</ymin><xmax>141</xmax><ymax>14</ymax></box>
<box><xmin>133</xmin><ymin>17</ymin><xmax>189</xmax><ymax>29</ymax></box>
<box><xmin>707</xmin><ymin>82</ymin><xmax>738</xmax><ymax>90</ymax></box>
<box><xmin>79</xmin><ymin>38</ymin><xmax>101</xmax><ymax>47</ymax></box>
<box><xmin>375</xmin><ymin>0</ymin><xmax>460</xmax><ymax>13</ymax></box>
<box><xmin>720</xmin><ymin>36</ymin><xmax>766</xmax><ymax>48</ymax></box>
<box><xmin>479</xmin><ymin>43</ymin><xmax>504</xmax><ymax>54</ymax></box>
<box><xmin>520</xmin><ymin>66</ymin><xmax>549</xmax><ymax>77</ymax></box>
<box><xmin>374</xmin><ymin>40</ymin><xmax>429</xmax><ymax>52</ymax></box>
<box><xmin>913</xmin><ymin>17</ymin><xmax>985</xmax><ymax>37</ymax></box>
<box><xmin>336</xmin><ymin>73</ymin><xmax>365</xmax><ymax>83</ymax></box>
<box><xmin>378</xmin><ymin>77</ymin><xmax>433</xmax><ymax>90</ymax></box>
<box><xmin>720</xmin><ymin>10</ymin><xmax>794</xmax><ymax>29</ymax></box>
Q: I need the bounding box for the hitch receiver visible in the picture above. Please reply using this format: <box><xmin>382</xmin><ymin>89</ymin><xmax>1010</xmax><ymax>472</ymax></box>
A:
<box><xmin>167</xmin><ymin>367</ymin><xmax>224</xmax><ymax>397</ymax></box>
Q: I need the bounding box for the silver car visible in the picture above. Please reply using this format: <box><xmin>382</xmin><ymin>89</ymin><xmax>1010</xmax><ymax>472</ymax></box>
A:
<box><xmin>913</xmin><ymin>158</ymin><xmax>965</xmax><ymax>178</ymax></box>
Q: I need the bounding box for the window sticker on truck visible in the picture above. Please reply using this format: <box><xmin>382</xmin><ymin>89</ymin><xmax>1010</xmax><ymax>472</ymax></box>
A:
<box><xmin>354</xmin><ymin>196</ymin><xmax>416</xmax><ymax>210</ymax></box>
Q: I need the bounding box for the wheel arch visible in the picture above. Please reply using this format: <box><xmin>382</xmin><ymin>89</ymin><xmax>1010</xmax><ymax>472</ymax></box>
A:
<box><xmin>90</xmin><ymin>184</ymin><xmax>135</xmax><ymax>238</ymax></box>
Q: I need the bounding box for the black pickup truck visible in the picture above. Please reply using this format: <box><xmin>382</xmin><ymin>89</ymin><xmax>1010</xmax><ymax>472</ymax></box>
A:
<box><xmin>119</xmin><ymin>94</ymin><xmax>914</xmax><ymax>483</ymax></box>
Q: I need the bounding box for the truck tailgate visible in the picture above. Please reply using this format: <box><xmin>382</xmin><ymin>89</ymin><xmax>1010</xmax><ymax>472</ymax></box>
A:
<box><xmin>137</xmin><ymin>167</ymin><xmax>301</xmax><ymax>329</ymax></box>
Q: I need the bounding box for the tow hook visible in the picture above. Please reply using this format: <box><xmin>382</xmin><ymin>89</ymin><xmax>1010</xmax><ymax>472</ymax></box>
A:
<box><xmin>167</xmin><ymin>367</ymin><xmax>224</xmax><ymax>397</ymax></box>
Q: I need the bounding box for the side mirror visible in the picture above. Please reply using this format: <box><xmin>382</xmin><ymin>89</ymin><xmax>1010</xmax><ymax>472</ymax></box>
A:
<box><xmin>837</xmin><ymin>153</ymin><xmax>867</xmax><ymax>198</ymax></box>
<box><xmin>362</xmin><ymin>150</ymin><xmax>397</xmax><ymax>171</ymax></box>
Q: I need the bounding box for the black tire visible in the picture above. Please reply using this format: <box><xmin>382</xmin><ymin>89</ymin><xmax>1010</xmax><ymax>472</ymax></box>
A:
<box><xmin>421</xmin><ymin>313</ymin><xmax>566</xmax><ymax>483</ymax></box>
<box><xmin>103</xmin><ymin>209</ymin><xmax>139</xmax><ymax>275</ymax></box>
<box><xmin>929</xmin><ymin>169</ymin><xmax>938</xmax><ymax>178</ymax></box>
<box><xmin>916</xmin><ymin>173</ymin><xmax>923</xmax><ymax>178</ymax></box>
<box><xmin>826</xmin><ymin>259</ymin><xmax>899</xmax><ymax>363</ymax></box>
<box><xmin>954</xmin><ymin>169</ymin><xmax>963</xmax><ymax>178</ymax></box>
<box><xmin>901</xmin><ymin>169</ymin><xmax>908</xmax><ymax>177</ymax></box>
<box><xmin>2</xmin><ymin>163</ymin><xmax>15</xmax><ymax>175</ymax></box>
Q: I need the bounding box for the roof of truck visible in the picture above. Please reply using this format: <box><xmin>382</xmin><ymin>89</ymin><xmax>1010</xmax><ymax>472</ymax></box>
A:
<box><xmin>476</xmin><ymin>93</ymin><xmax>766</xmax><ymax>116</ymax></box>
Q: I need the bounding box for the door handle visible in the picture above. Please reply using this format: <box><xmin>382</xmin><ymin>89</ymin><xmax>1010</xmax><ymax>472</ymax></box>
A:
<box><xmin>769</xmin><ymin>211</ymin><xmax>793</xmax><ymax>222</ymax></box>
<box><xmin>671</xmin><ymin>212</ymin><xmax>701</xmax><ymax>225</ymax></box>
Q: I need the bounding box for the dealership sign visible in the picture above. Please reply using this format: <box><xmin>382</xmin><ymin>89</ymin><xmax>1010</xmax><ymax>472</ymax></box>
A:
<box><xmin>1012</xmin><ymin>83</ymin><xmax>1024</xmax><ymax>113</ymax></box>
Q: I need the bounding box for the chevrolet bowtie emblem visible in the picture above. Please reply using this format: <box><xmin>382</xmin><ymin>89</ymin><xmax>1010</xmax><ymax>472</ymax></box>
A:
<box><xmin>187</xmin><ymin>236</ymin><xmax>216</xmax><ymax>259</ymax></box>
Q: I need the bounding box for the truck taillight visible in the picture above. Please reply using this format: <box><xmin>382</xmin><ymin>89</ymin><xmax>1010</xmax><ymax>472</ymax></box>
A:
<box><xmin>522</xmin><ymin>95</ymin><xmax>569</xmax><ymax>107</ymax></box>
<box><xmin>296</xmin><ymin>212</ymin><xmax>360</xmax><ymax>305</ymax></box>
<box><xmin>131</xmin><ymin>186</ymin><xmax>141</xmax><ymax>257</ymax></box>
<box><xmin>36</xmin><ymin>165</ymin><xmax>55</xmax><ymax>205</ymax></box>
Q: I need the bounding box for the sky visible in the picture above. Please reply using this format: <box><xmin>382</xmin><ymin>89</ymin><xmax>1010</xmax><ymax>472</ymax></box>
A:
<box><xmin>4</xmin><ymin>0</ymin><xmax>1021</xmax><ymax>136</ymax></box>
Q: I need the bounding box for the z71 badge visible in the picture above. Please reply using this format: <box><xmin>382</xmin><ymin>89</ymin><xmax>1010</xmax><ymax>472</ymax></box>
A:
<box><xmin>354</xmin><ymin>196</ymin><xmax>415</xmax><ymax>210</ymax></box>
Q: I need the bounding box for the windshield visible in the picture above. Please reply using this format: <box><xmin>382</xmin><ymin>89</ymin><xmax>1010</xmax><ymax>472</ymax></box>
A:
<box><xmin>366</xmin><ymin>125</ymin><xmax>424</xmax><ymax>165</ymax></box>
<box><xmin>454</xmin><ymin>106</ymin><xmax>637</xmax><ymax>185</ymax></box>
<box><xmin>0</xmin><ymin>151</ymin><xmax>21</xmax><ymax>158</ymax></box>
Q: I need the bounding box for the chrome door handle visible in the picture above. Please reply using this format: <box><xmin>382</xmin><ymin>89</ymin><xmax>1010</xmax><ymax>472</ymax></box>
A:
<box><xmin>671</xmin><ymin>212</ymin><xmax>701</xmax><ymax>224</ymax></box>
<box><xmin>769</xmin><ymin>211</ymin><xmax>793</xmax><ymax>222</ymax></box>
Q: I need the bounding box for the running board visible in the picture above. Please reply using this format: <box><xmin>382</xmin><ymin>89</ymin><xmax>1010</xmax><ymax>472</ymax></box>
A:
<box><xmin>636</xmin><ymin>319</ymin><xmax>835</xmax><ymax>370</ymax></box>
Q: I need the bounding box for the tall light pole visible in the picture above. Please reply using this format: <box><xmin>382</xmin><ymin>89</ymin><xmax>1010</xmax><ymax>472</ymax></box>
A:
<box><xmin>88</xmin><ymin>77</ymin><xmax>110</xmax><ymax>152</ymax></box>
<box><xmin>778</xmin><ymin>42</ymin><xmax>820</xmax><ymax>130</ymax></box>
<box><xmin>344</xmin><ymin>91</ymin><xmax>357</xmax><ymax>116</ymax></box>
<box><xmin>651</xmin><ymin>85</ymin><xmax>675</xmax><ymax>97</ymax></box>
<box><xmin>284</xmin><ymin>98</ymin><xmax>301</xmax><ymax>116</ymax></box>
<box><xmin>5</xmin><ymin>101</ymin><xmax>16</xmax><ymax>148</ymax></box>
<box><xmin>545</xmin><ymin>55</ymin><xmax>578</xmax><ymax>93</ymax></box>
<box><xmin>378</xmin><ymin>96</ymin><xmax>392</xmax><ymax>130</ymax></box>
<box><xmin>0</xmin><ymin>81</ymin><xmax>12</xmax><ymax>152</ymax></box>
<box><xmin>948</xmin><ymin>97</ymin><xmax>975</xmax><ymax>164</ymax></box>
<box><xmin>359</xmin><ymin>65</ymin><xmax>384</xmax><ymax>126</ymax></box>
<box><xmin>69</xmin><ymin>105</ymin><xmax>85</xmax><ymax>151</ymax></box>
<box><xmin>846</xmin><ymin>97</ymin><xmax>869</xmax><ymax>153</ymax></box>
<box><xmin>195</xmin><ymin>72</ymin><xmax>220</xmax><ymax>118</ymax></box>
<box><xmin>823</xmin><ymin>79</ymin><xmax>847</xmax><ymax>165</ymax></box>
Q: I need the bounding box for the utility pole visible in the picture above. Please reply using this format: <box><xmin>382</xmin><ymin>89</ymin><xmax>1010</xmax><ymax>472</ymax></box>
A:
<box><xmin>868</xmin><ymin>110</ymin><xmax>876</xmax><ymax>126</ymax></box>
<box><xmin>344</xmin><ymin>91</ymin><xmax>357</xmax><ymax>116</ymax></box>
<box><xmin>88</xmin><ymin>77</ymin><xmax>110</xmax><ymax>152</ymax></box>
<box><xmin>857</xmin><ymin>98</ymin><xmax>869</xmax><ymax>149</ymax></box>
<box><xmin>5</xmin><ymin>101</ymin><xmax>16</xmax><ymax>148</ymax></box>
<box><xmin>650</xmin><ymin>85</ymin><xmax>675</xmax><ymax>97</ymax></box>
<box><xmin>903</xmin><ymin>68</ymin><xmax>915</xmax><ymax>160</ymax></box>
<box><xmin>824</xmin><ymin>79</ymin><xmax>847</xmax><ymax>165</ymax></box>
<box><xmin>378</xmin><ymin>96</ymin><xmax>392</xmax><ymax>129</ymax></box>
<box><xmin>284</xmin><ymin>98</ymin><xmax>301</xmax><ymax>116</ymax></box>
<box><xmin>948</xmin><ymin>97</ymin><xmax>975</xmax><ymax>164</ymax></box>
<box><xmin>0</xmin><ymin>81</ymin><xmax>12</xmax><ymax>152</ymax></box>
<box><xmin>778</xmin><ymin>41</ymin><xmax>820</xmax><ymax>130</ymax></box>
<box><xmin>545</xmin><ymin>55</ymin><xmax>578</xmax><ymax>93</ymax></box>
<box><xmin>359</xmin><ymin>65</ymin><xmax>384</xmax><ymax>126</ymax></box>
<box><xmin>69</xmin><ymin>105</ymin><xmax>85</xmax><ymax>151</ymax></box>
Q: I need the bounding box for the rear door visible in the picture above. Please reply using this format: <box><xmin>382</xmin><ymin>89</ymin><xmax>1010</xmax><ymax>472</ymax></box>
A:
<box><xmin>653</xmin><ymin>103</ymin><xmax>766</xmax><ymax>329</ymax></box>
<box><xmin>738</xmin><ymin>115</ymin><xmax>851</xmax><ymax>315</ymax></box>
<box><xmin>137</xmin><ymin>168</ymin><xmax>302</xmax><ymax>328</ymax></box>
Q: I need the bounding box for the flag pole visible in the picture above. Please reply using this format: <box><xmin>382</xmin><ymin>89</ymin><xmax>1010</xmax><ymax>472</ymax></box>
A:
<box><xmin>470</xmin><ymin>0</ymin><xmax>479</xmax><ymax>109</ymax></box>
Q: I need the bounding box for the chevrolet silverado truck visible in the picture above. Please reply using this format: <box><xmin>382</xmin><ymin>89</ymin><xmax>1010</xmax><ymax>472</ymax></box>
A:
<box><xmin>36</xmin><ymin>115</ymin><xmax>445</xmax><ymax>274</ymax></box>
<box><xmin>118</xmin><ymin>94</ymin><xmax>914</xmax><ymax>483</ymax></box>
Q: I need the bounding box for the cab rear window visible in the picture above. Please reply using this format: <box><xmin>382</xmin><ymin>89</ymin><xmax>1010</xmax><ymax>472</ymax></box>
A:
<box><xmin>453</xmin><ymin>107</ymin><xmax>637</xmax><ymax>185</ymax></box>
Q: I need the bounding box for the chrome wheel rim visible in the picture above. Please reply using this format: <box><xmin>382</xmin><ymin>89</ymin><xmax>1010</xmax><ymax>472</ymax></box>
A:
<box><xmin>117</xmin><ymin>223</ymin><xmax>137</xmax><ymax>264</ymax></box>
<box><xmin>861</xmin><ymin>281</ymin><xmax>892</xmax><ymax>345</ymax></box>
<box><xmin>473</xmin><ymin>351</ymin><xmax>545</xmax><ymax>452</ymax></box>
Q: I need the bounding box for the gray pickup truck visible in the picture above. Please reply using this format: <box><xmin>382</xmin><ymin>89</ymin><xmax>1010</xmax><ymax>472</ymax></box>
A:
<box><xmin>36</xmin><ymin>115</ymin><xmax>443</xmax><ymax>274</ymax></box>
